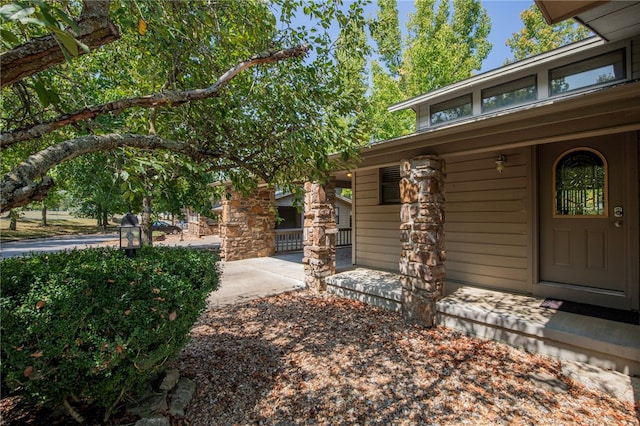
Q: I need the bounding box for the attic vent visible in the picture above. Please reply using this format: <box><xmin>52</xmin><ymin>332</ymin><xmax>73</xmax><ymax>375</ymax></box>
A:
<box><xmin>380</xmin><ymin>165</ymin><xmax>401</xmax><ymax>205</ymax></box>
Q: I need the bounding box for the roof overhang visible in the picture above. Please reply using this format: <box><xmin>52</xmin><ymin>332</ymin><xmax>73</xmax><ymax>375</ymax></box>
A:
<box><xmin>353</xmin><ymin>80</ymin><xmax>640</xmax><ymax>170</ymax></box>
<box><xmin>535</xmin><ymin>1</ymin><xmax>604</xmax><ymax>24</ymax></box>
<box><xmin>536</xmin><ymin>1</ymin><xmax>640</xmax><ymax>42</ymax></box>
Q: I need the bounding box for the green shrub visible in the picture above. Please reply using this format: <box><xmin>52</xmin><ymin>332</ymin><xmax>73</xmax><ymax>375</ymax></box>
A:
<box><xmin>1</xmin><ymin>246</ymin><xmax>219</xmax><ymax>418</ymax></box>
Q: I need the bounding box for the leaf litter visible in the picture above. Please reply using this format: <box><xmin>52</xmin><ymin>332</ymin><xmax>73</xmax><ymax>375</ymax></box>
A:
<box><xmin>169</xmin><ymin>291</ymin><xmax>638</xmax><ymax>425</ymax></box>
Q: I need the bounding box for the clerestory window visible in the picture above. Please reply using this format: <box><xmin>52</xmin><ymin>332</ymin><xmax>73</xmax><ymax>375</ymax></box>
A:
<box><xmin>430</xmin><ymin>94</ymin><xmax>472</xmax><ymax>125</ymax></box>
<box><xmin>549</xmin><ymin>49</ymin><xmax>625</xmax><ymax>96</ymax></box>
<box><xmin>482</xmin><ymin>75</ymin><xmax>537</xmax><ymax>112</ymax></box>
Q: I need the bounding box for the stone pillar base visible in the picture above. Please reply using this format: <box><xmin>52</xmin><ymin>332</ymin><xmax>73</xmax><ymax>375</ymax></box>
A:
<box><xmin>399</xmin><ymin>156</ymin><xmax>446</xmax><ymax>327</ymax></box>
<box><xmin>302</xmin><ymin>179</ymin><xmax>336</xmax><ymax>292</ymax></box>
<box><xmin>401</xmin><ymin>287</ymin><xmax>442</xmax><ymax>326</ymax></box>
<box><xmin>219</xmin><ymin>186</ymin><xmax>275</xmax><ymax>261</ymax></box>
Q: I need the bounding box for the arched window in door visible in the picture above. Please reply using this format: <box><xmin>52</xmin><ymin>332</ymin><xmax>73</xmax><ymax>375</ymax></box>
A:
<box><xmin>553</xmin><ymin>148</ymin><xmax>607</xmax><ymax>217</ymax></box>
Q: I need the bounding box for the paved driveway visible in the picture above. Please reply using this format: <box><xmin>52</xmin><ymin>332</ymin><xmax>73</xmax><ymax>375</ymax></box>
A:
<box><xmin>1</xmin><ymin>234</ymin><xmax>119</xmax><ymax>258</ymax></box>
<box><xmin>0</xmin><ymin>234</ymin><xmax>221</xmax><ymax>258</ymax></box>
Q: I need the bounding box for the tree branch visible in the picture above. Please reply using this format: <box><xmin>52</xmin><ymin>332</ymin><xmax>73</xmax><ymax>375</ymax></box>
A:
<box><xmin>1</xmin><ymin>43</ymin><xmax>310</xmax><ymax>147</ymax></box>
<box><xmin>0</xmin><ymin>1</ymin><xmax>119</xmax><ymax>89</ymax></box>
<box><xmin>0</xmin><ymin>133</ymin><xmax>225</xmax><ymax>212</ymax></box>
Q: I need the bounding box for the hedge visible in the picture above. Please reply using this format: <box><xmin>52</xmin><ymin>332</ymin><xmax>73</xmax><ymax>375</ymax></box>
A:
<box><xmin>1</xmin><ymin>246</ymin><xmax>220</xmax><ymax>421</ymax></box>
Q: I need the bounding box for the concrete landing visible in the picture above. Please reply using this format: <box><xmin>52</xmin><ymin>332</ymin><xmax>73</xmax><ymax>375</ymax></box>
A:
<box><xmin>437</xmin><ymin>283</ymin><xmax>640</xmax><ymax>377</ymax></box>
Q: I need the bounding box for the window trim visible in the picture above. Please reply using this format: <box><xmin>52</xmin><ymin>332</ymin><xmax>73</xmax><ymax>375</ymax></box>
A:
<box><xmin>551</xmin><ymin>147</ymin><xmax>609</xmax><ymax>219</ymax></box>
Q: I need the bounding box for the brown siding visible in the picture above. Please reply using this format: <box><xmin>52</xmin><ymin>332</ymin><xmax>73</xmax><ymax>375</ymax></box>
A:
<box><xmin>353</xmin><ymin>169</ymin><xmax>401</xmax><ymax>271</ymax></box>
<box><xmin>444</xmin><ymin>148</ymin><xmax>531</xmax><ymax>293</ymax></box>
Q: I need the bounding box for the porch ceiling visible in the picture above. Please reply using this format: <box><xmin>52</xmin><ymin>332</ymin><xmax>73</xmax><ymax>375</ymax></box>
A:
<box><xmin>355</xmin><ymin>80</ymin><xmax>640</xmax><ymax>169</ymax></box>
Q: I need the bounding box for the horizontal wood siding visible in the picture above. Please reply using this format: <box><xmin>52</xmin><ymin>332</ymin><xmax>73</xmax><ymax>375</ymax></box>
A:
<box><xmin>444</xmin><ymin>148</ymin><xmax>530</xmax><ymax>293</ymax></box>
<box><xmin>354</xmin><ymin>169</ymin><xmax>400</xmax><ymax>271</ymax></box>
<box><xmin>335</xmin><ymin>198</ymin><xmax>352</xmax><ymax>229</ymax></box>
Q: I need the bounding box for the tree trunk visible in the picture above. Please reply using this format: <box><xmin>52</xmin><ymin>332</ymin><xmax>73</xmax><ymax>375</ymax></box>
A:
<box><xmin>142</xmin><ymin>195</ymin><xmax>153</xmax><ymax>246</ymax></box>
<box><xmin>41</xmin><ymin>204</ymin><xmax>47</xmax><ymax>227</ymax></box>
<box><xmin>9</xmin><ymin>210</ymin><xmax>18</xmax><ymax>230</ymax></box>
<box><xmin>102</xmin><ymin>210</ymin><xmax>108</xmax><ymax>231</ymax></box>
<box><xmin>0</xmin><ymin>134</ymin><xmax>227</xmax><ymax>213</ymax></box>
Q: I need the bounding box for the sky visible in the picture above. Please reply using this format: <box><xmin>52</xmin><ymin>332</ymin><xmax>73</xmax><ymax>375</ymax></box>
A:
<box><xmin>287</xmin><ymin>0</ymin><xmax>536</xmax><ymax>74</ymax></box>
<box><xmin>384</xmin><ymin>0</ymin><xmax>535</xmax><ymax>73</ymax></box>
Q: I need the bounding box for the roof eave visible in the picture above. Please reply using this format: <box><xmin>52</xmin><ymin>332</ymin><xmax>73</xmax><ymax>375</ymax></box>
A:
<box><xmin>387</xmin><ymin>37</ymin><xmax>604</xmax><ymax>113</ymax></box>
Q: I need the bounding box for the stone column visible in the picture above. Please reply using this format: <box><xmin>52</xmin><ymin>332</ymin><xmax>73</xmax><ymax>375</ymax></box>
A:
<box><xmin>302</xmin><ymin>179</ymin><xmax>337</xmax><ymax>292</ymax></box>
<box><xmin>219</xmin><ymin>186</ymin><xmax>276</xmax><ymax>261</ymax></box>
<box><xmin>399</xmin><ymin>156</ymin><xmax>446</xmax><ymax>326</ymax></box>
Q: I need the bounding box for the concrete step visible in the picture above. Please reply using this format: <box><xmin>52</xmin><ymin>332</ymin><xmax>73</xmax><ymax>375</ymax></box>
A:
<box><xmin>437</xmin><ymin>283</ymin><xmax>640</xmax><ymax>376</ymax></box>
<box><xmin>326</xmin><ymin>268</ymin><xmax>402</xmax><ymax>312</ymax></box>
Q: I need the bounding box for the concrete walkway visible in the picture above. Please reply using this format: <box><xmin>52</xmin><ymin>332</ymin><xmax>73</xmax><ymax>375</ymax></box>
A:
<box><xmin>207</xmin><ymin>247</ymin><xmax>354</xmax><ymax>308</ymax></box>
<box><xmin>208</xmin><ymin>254</ymin><xmax>306</xmax><ymax>308</ymax></box>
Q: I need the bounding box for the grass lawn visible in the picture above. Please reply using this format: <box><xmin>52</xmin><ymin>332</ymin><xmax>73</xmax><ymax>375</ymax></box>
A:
<box><xmin>0</xmin><ymin>210</ymin><xmax>119</xmax><ymax>242</ymax></box>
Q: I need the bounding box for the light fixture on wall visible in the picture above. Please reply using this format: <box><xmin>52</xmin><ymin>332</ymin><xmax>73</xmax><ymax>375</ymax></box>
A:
<box><xmin>495</xmin><ymin>155</ymin><xmax>506</xmax><ymax>173</ymax></box>
<box><xmin>346</xmin><ymin>172</ymin><xmax>352</xmax><ymax>178</ymax></box>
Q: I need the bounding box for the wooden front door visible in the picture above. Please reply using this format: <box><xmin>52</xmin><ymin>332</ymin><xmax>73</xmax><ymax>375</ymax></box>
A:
<box><xmin>538</xmin><ymin>136</ymin><xmax>636</xmax><ymax>309</ymax></box>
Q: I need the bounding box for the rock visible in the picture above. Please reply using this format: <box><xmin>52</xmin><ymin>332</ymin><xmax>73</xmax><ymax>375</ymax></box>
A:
<box><xmin>135</xmin><ymin>416</ymin><xmax>170</xmax><ymax>426</ymax></box>
<box><xmin>159</xmin><ymin>369</ymin><xmax>180</xmax><ymax>391</ymax></box>
<box><xmin>169</xmin><ymin>377</ymin><xmax>196</xmax><ymax>417</ymax></box>
<box><xmin>127</xmin><ymin>391</ymin><xmax>168</xmax><ymax>417</ymax></box>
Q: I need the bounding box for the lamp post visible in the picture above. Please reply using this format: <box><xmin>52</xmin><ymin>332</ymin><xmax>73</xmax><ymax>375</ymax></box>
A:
<box><xmin>119</xmin><ymin>213</ymin><xmax>142</xmax><ymax>258</ymax></box>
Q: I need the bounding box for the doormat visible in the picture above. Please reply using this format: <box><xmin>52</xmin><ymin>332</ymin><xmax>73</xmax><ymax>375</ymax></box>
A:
<box><xmin>540</xmin><ymin>299</ymin><xmax>640</xmax><ymax>325</ymax></box>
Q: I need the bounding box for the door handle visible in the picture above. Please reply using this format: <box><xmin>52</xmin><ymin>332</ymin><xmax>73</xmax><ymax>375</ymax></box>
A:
<box><xmin>614</xmin><ymin>220</ymin><xmax>623</xmax><ymax>228</ymax></box>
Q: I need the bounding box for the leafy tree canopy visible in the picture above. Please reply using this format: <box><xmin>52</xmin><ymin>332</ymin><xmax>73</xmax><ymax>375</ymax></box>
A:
<box><xmin>505</xmin><ymin>3</ymin><xmax>591</xmax><ymax>62</ymax></box>
<box><xmin>366</xmin><ymin>0</ymin><xmax>491</xmax><ymax>141</ymax></box>
<box><xmin>1</xmin><ymin>0</ymin><xmax>370</xmax><ymax>212</ymax></box>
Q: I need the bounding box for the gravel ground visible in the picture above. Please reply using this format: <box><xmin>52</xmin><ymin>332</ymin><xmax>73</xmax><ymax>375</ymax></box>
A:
<box><xmin>169</xmin><ymin>290</ymin><xmax>639</xmax><ymax>425</ymax></box>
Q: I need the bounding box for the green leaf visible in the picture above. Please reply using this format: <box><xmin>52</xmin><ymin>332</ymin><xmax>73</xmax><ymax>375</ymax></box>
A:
<box><xmin>38</xmin><ymin>3</ymin><xmax>60</xmax><ymax>29</ymax></box>
<box><xmin>0</xmin><ymin>28</ymin><xmax>20</xmax><ymax>46</ymax></box>
<box><xmin>52</xmin><ymin>29</ymin><xmax>78</xmax><ymax>57</ymax></box>
<box><xmin>34</xmin><ymin>79</ymin><xmax>51</xmax><ymax>108</ymax></box>
<box><xmin>76</xmin><ymin>40</ymin><xmax>90</xmax><ymax>54</ymax></box>
<box><xmin>52</xmin><ymin>7</ymin><xmax>80</xmax><ymax>33</ymax></box>
<box><xmin>0</xmin><ymin>4</ymin><xmax>35</xmax><ymax>22</ymax></box>
<box><xmin>17</xmin><ymin>16</ymin><xmax>47</xmax><ymax>26</ymax></box>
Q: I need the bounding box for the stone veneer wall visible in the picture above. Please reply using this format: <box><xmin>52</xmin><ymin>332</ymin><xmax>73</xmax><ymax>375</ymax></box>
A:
<box><xmin>399</xmin><ymin>156</ymin><xmax>446</xmax><ymax>326</ymax></box>
<box><xmin>219</xmin><ymin>187</ymin><xmax>276</xmax><ymax>261</ymax></box>
<box><xmin>302</xmin><ymin>179</ymin><xmax>336</xmax><ymax>292</ymax></box>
